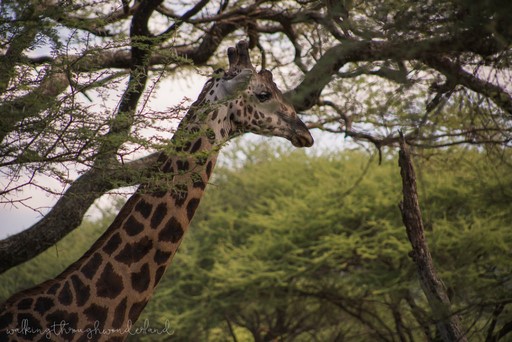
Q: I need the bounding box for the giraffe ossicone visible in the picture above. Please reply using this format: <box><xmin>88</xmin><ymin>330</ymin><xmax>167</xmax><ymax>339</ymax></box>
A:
<box><xmin>0</xmin><ymin>40</ymin><xmax>313</xmax><ymax>341</ymax></box>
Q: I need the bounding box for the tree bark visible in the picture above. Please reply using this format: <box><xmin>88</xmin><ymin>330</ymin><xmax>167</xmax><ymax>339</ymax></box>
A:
<box><xmin>0</xmin><ymin>0</ymin><xmax>165</xmax><ymax>274</ymax></box>
<box><xmin>398</xmin><ymin>134</ymin><xmax>467</xmax><ymax>342</ymax></box>
<box><xmin>0</xmin><ymin>153</ymin><xmax>159</xmax><ymax>274</ymax></box>
<box><xmin>0</xmin><ymin>4</ymin><xmax>238</xmax><ymax>274</ymax></box>
<box><xmin>2</xmin><ymin>0</ymin><xmax>511</xmax><ymax>277</ymax></box>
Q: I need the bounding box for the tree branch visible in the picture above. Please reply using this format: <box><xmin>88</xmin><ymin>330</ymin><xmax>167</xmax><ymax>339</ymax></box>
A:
<box><xmin>0</xmin><ymin>23</ymin><xmax>38</xmax><ymax>95</ymax></box>
<box><xmin>493</xmin><ymin>319</ymin><xmax>512</xmax><ymax>341</ymax></box>
<box><xmin>95</xmin><ymin>0</ymin><xmax>163</xmax><ymax>161</ymax></box>
<box><xmin>0</xmin><ymin>70</ymin><xmax>69</xmax><ymax>143</ymax></box>
<box><xmin>0</xmin><ymin>153</ymin><xmax>159</xmax><ymax>274</ymax></box>
<box><xmin>398</xmin><ymin>134</ymin><xmax>467</xmax><ymax>342</ymax></box>
<box><xmin>0</xmin><ymin>0</ymin><xmax>164</xmax><ymax>273</ymax></box>
<box><xmin>285</xmin><ymin>33</ymin><xmax>504</xmax><ymax>111</ymax></box>
<box><xmin>11</xmin><ymin>21</ymin><xmax>238</xmax><ymax>74</ymax></box>
<box><xmin>158</xmin><ymin>0</ymin><xmax>210</xmax><ymax>38</ymax></box>
<box><xmin>423</xmin><ymin>56</ymin><xmax>512</xmax><ymax>115</ymax></box>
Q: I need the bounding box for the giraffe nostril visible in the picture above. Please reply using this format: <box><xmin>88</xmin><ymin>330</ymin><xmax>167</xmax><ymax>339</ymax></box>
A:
<box><xmin>291</xmin><ymin>130</ymin><xmax>314</xmax><ymax>148</ymax></box>
<box><xmin>302</xmin><ymin>134</ymin><xmax>315</xmax><ymax>147</ymax></box>
<box><xmin>303</xmin><ymin>134</ymin><xmax>314</xmax><ymax>147</ymax></box>
<box><xmin>290</xmin><ymin>117</ymin><xmax>314</xmax><ymax>148</ymax></box>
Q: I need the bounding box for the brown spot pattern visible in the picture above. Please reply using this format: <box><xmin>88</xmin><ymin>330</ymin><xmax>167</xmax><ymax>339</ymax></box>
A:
<box><xmin>131</xmin><ymin>263</ymin><xmax>150</xmax><ymax>293</ymax></box>
<box><xmin>114</xmin><ymin>237</ymin><xmax>153</xmax><ymax>266</ymax></box>
<box><xmin>124</xmin><ymin>215</ymin><xmax>144</xmax><ymax>236</ymax></box>
<box><xmin>102</xmin><ymin>233</ymin><xmax>122</xmax><ymax>254</ymax></box>
<box><xmin>158</xmin><ymin>217</ymin><xmax>184</xmax><ymax>243</ymax></box>
<box><xmin>112</xmin><ymin>297</ymin><xmax>127</xmax><ymax>329</ymax></box>
<box><xmin>128</xmin><ymin>300</ymin><xmax>148</xmax><ymax>323</ymax></box>
<box><xmin>186</xmin><ymin>198</ymin><xmax>200</xmax><ymax>221</ymax></box>
<box><xmin>81</xmin><ymin>253</ymin><xmax>102</xmax><ymax>280</ymax></box>
<box><xmin>150</xmin><ymin>203</ymin><xmax>167</xmax><ymax>229</ymax></box>
<box><xmin>71</xmin><ymin>274</ymin><xmax>90</xmax><ymax>307</ymax></box>
<box><xmin>96</xmin><ymin>263</ymin><xmax>123</xmax><ymax>299</ymax></box>
<box><xmin>135</xmin><ymin>199</ymin><xmax>152</xmax><ymax>219</ymax></box>
<box><xmin>34</xmin><ymin>297</ymin><xmax>54</xmax><ymax>315</ymax></box>
<box><xmin>84</xmin><ymin>304</ymin><xmax>108</xmax><ymax>330</ymax></box>
<box><xmin>58</xmin><ymin>281</ymin><xmax>73</xmax><ymax>306</ymax></box>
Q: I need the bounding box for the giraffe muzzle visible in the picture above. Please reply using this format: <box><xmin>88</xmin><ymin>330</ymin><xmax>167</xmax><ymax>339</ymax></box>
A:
<box><xmin>291</xmin><ymin>118</ymin><xmax>314</xmax><ymax>148</ymax></box>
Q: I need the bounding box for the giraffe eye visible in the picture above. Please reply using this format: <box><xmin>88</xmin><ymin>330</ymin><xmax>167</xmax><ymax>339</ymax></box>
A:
<box><xmin>255</xmin><ymin>91</ymin><xmax>272</xmax><ymax>102</ymax></box>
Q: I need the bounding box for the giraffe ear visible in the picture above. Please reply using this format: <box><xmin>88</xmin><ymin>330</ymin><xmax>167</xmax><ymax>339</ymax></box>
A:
<box><xmin>223</xmin><ymin>68</ymin><xmax>253</xmax><ymax>95</ymax></box>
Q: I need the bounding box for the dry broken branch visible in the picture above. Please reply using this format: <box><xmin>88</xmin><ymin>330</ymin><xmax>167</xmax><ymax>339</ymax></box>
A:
<box><xmin>398</xmin><ymin>133</ymin><xmax>467</xmax><ymax>342</ymax></box>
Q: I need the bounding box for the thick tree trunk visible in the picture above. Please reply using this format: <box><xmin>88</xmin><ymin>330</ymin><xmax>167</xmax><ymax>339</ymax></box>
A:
<box><xmin>398</xmin><ymin>134</ymin><xmax>467</xmax><ymax>342</ymax></box>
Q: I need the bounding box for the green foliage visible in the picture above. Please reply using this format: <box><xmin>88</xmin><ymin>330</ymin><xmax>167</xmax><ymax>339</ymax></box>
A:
<box><xmin>137</xmin><ymin>145</ymin><xmax>512</xmax><ymax>341</ymax></box>
<box><xmin>2</xmin><ymin>145</ymin><xmax>511</xmax><ymax>341</ymax></box>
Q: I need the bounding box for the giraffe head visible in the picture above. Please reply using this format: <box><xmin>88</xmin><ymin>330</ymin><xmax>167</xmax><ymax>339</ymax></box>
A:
<box><xmin>197</xmin><ymin>41</ymin><xmax>314</xmax><ymax>148</ymax></box>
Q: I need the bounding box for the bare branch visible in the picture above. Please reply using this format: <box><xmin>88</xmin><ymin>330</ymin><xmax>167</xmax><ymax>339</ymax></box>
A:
<box><xmin>0</xmin><ymin>153</ymin><xmax>159</xmax><ymax>274</ymax></box>
<box><xmin>94</xmin><ymin>0</ymin><xmax>164</xmax><ymax>161</ymax></box>
<box><xmin>158</xmin><ymin>0</ymin><xmax>210</xmax><ymax>38</ymax></box>
<box><xmin>0</xmin><ymin>70</ymin><xmax>69</xmax><ymax>143</ymax></box>
<box><xmin>285</xmin><ymin>33</ymin><xmax>504</xmax><ymax>111</ymax></box>
<box><xmin>423</xmin><ymin>56</ymin><xmax>512</xmax><ymax>115</ymax></box>
<box><xmin>398</xmin><ymin>134</ymin><xmax>467</xmax><ymax>342</ymax></box>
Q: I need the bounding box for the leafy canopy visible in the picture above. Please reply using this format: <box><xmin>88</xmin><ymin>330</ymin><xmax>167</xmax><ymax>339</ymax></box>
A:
<box><xmin>4</xmin><ymin>144</ymin><xmax>509</xmax><ymax>341</ymax></box>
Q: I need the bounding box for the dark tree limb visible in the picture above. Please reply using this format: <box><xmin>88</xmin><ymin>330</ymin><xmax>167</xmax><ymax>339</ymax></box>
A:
<box><xmin>398</xmin><ymin>133</ymin><xmax>467</xmax><ymax>342</ymax></box>
<box><xmin>486</xmin><ymin>303</ymin><xmax>505</xmax><ymax>341</ymax></box>
<box><xmin>95</xmin><ymin>0</ymin><xmax>164</xmax><ymax>160</ymax></box>
<box><xmin>158</xmin><ymin>0</ymin><xmax>210</xmax><ymax>38</ymax></box>
<box><xmin>0</xmin><ymin>0</ymin><xmax>164</xmax><ymax>274</ymax></box>
<box><xmin>7</xmin><ymin>21</ymin><xmax>238</xmax><ymax>73</ymax></box>
<box><xmin>423</xmin><ymin>56</ymin><xmax>512</xmax><ymax>115</ymax></box>
<box><xmin>404</xmin><ymin>291</ymin><xmax>435</xmax><ymax>341</ymax></box>
<box><xmin>0</xmin><ymin>1</ymin><xmax>238</xmax><ymax>274</ymax></box>
<box><xmin>295</xmin><ymin>289</ymin><xmax>395</xmax><ymax>341</ymax></box>
<box><xmin>0</xmin><ymin>167</ymin><xmax>111</xmax><ymax>274</ymax></box>
<box><xmin>285</xmin><ymin>32</ymin><xmax>503</xmax><ymax>112</ymax></box>
<box><xmin>0</xmin><ymin>153</ymin><xmax>159</xmax><ymax>274</ymax></box>
<box><xmin>224</xmin><ymin>315</ymin><xmax>239</xmax><ymax>342</ymax></box>
<box><xmin>493</xmin><ymin>320</ymin><xmax>512</xmax><ymax>341</ymax></box>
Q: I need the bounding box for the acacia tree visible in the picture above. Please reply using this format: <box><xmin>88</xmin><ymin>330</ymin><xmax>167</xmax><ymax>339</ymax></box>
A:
<box><xmin>133</xmin><ymin>147</ymin><xmax>512</xmax><ymax>341</ymax></box>
<box><xmin>1</xmin><ymin>0</ymin><xmax>512</xmax><ymax>273</ymax></box>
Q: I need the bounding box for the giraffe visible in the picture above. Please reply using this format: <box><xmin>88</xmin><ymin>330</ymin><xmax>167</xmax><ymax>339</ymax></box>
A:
<box><xmin>0</xmin><ymin>40</ymin><xmax>314</xmax><ymax>341</ymax></box>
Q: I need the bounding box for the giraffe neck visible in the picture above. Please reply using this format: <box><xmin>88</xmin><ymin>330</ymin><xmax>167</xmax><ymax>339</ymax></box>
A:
<box><xmin>0</xmin><ymin>105</ymin><xmax>226</xmax><ymax>341</ymax></box>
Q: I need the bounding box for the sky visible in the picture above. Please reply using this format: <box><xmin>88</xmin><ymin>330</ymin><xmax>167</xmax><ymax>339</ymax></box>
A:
<box><xmin>0</xmin><ymin>10</ymin><xmax>339</xmax><ymax>240</ymax></box>
<box><xmin>0</xmin><ymin>75</ymin><xmax>203</xmax><ymax>239</ymax></box>
<box><xmin>0</xmin><ymin>4</ymin><xmax>348</xmax><ymax>239</ymax></box>
<box><xmin>0</xmin><ymin>69</ymin><xmax>337</xmax><ymax>240</ymax></box>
